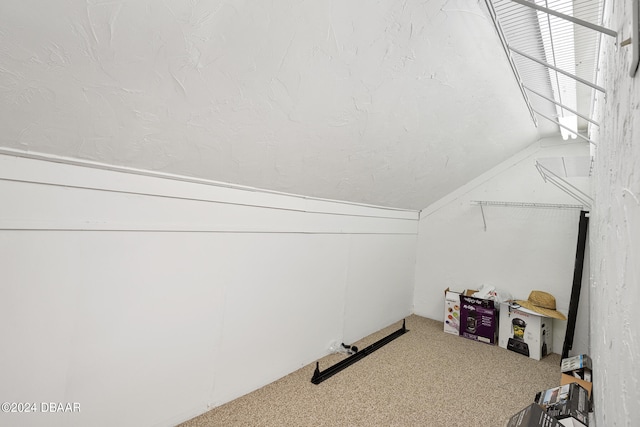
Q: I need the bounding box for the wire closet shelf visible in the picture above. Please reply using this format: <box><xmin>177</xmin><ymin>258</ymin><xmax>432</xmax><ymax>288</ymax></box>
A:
<box><xmin>484</xmin><ymin>0</ymin><xmax>616</xmax><ymax>145</ymax></box>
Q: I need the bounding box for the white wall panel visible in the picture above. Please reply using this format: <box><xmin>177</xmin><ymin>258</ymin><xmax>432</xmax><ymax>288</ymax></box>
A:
<box><xmin>64</xmin><ymin>233</ymin><xmax>226</xmax><ymax>427</ymax></box>
<box><xmin>0</xmin><ymin>153</ymin><xmax>418</xmax><ymax>427</ymax></box>
<box><xmin>0</xmin><ymin>232</ymin><xmax>228</xmax><ymax>427</ymax></box>
<box><xmin>343</xmin><ymin>234</ymin><xmax>417</xmax><ymax>343</ymax></box>
<box><xmin>212</xmin><ymin>234</ymin><xmax>349</xmax><ymax>407</ymax></box>
<box><xmin>0</xmin><ymin>233</ymin><xmax>78</xmax><ymax>427</ymax></box>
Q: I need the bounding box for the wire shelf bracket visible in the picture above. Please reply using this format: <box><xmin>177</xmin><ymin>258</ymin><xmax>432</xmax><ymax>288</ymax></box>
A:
<box><xmin>535</xmin><ymin>161</ymin><xmax>593</xmax><ymax>209</ymax></box>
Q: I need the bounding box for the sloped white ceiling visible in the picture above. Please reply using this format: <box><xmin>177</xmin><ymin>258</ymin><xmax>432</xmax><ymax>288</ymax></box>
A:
<box><xmin>0</xmin><ymin>0</ymin><xmax>558</xmax><ymax>210</ymax></box>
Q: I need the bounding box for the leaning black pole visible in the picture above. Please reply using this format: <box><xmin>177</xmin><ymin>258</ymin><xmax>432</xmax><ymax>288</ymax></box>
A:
<box><xmin>311</xmin><ymin>319</ymin><xmax>408</xmax><ymax>385</ymax></box>
<box><xmin>561</xmin><ymin>210</ymin><xmax>589</xmax><ymax>360</ymax></box>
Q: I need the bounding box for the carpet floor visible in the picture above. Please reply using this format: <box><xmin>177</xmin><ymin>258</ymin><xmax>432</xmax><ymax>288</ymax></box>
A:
<box><xmin>180</xmin><ymin>314</ymin><xmax>563</xmax><ymax>427</ymax></box>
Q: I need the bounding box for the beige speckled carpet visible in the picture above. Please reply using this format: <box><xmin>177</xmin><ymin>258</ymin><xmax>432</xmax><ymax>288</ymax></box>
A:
<box><xmin>180</xmin><ymin>315</ymin><xmax>562</xmax><ymax>427</ymax></box>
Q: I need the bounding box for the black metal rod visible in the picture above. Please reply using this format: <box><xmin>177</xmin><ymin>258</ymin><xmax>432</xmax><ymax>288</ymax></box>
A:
<box><xmin>311</xmin><ymin>319</ymin><xmax>408</xmax><ymax>385</ymax></box>
<box><xmin>562</xmin><ymin>210</ymin><xmax>589</xmax><ymax>360</ymax></box>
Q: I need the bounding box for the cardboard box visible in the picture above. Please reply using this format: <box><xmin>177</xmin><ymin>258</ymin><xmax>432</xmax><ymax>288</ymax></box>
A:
<box><xmin>561</xmin><ymin>374</ymin><xmax>592</xmax><ymax>399</ymax></box>
<box><xmin>499</xmin><ymin>302</ymin><xmax>552</xmax><ymax>360</ymax></box>
<box><xmin>535</xmin><ymin>383</ymin><xmax>590</xmax><ymax>426</ymax></box>
<box><xmin>443</xmin><ymin>288</ymin><xmax>463</xmax><ymax>335</ymax></box>
<box><xmin>561</xmin><ymin>355</ymin><xmax>592</xmax><ymax>382</ymax></box>
<box><xmin>506</xmin><ymin>403</ymin><xmax>562</xmax><ymax>427</ymax></box>
<box><xmin>459</xmin><ymin>293</ymin><xmax>497</xmax><ymax>344</ymax></box>
<box><xmin>443</xmin><ymin>288</ymin><xmax>477</xmax><ymax>335</ymax></box>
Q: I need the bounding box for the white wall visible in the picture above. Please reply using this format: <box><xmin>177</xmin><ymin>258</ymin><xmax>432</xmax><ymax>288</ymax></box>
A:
<box><xmin>0</xmin><ymin>152</ymin><xmax>418</xmax><ymax>427</ymax></box>
<box><xmin>413</xmin><ymin>136</ymin><xmax>591</xmax><ymax>356</ymax></box>
<box><xmin>589</xmin><ymin>2</ymin><xmax>640</xmax><ymax>425</ymax></box>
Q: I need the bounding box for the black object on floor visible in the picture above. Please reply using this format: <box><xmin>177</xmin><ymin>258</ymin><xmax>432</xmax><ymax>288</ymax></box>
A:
<box><xmin>311</xmin><ymin>319</ymin><xmax>409</xmax><ymax>385</ymax></box>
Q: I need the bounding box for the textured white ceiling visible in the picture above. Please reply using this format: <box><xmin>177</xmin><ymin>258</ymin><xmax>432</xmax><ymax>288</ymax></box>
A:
<box><xmin>0</xmin><ymin>0</ymin><xmax>558</xmax><ymax>210</ymax></box>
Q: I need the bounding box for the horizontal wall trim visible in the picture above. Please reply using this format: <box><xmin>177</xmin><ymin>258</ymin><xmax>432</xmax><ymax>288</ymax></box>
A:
<box><xmin>1</xmin><ymin>176</ymin><xmax>417</xmax><ymax>223</ymax></box>
<box><xmin>0</xmin><ymin>228</ymin><xmax>415</xmax><ymax>235</ymax></box>
<box><xmin>0</xmin><ymin>148</ymin><xmax>418</xmax><ymax>219</ymax></box>
<box><xmin>0</xmin><ymin>154</ymin><xmax>418</xmax><ymax>234</ymax></box>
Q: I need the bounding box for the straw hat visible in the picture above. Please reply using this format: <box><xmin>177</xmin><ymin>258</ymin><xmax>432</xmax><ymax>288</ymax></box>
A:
<box><xmin>515</xmin><ymin>291</ymin><xmax>567</xmax><ymax>320</ymax></box>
